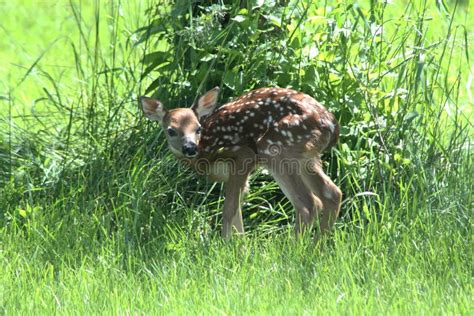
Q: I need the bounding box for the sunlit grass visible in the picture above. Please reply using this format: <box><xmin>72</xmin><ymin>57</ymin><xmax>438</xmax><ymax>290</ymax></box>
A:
<box><xmin>0</xmin><ymin>0</ymin><xmax>472</xmax><ymax>314</ymax></box>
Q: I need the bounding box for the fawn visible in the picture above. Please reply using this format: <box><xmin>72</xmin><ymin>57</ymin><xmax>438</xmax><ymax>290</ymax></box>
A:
<box><xmin>140</xmin><ymin>87</ymin><xmax>342</xmax><ymax>239</ymax></box>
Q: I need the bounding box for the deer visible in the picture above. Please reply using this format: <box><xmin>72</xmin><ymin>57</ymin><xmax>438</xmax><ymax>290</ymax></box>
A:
<box><xmin>140</xmin><ymin>87</ymin><xmax>342</xmax><ymax>240</ymax></box>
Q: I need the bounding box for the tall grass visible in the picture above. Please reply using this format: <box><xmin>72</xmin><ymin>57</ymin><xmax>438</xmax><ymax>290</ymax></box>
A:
<box><xmin>0</xmin><ymin>0</ymin><xmax>472</xmax><ymax>314</ymax></box>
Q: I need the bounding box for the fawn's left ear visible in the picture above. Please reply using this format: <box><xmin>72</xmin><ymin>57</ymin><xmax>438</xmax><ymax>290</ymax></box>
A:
<box><xmin>192</xmin><ymin>87</ymin><xmax>220</xmax><ymax>119</ymax></box>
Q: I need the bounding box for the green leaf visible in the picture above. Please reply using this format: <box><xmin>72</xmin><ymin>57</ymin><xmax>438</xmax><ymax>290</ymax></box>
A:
<box><xmin>18</xmin><ymin>209</ymin><xmax>27</xmax><ymax>218</ymax></box>
<box><xmin>143</xmin><ymin>51</ymin><xmax>169</xmax><ymax>65</ymax></box>
<box><xmin>403</xmin><ymin>111</ymin><xmax>419</xmax><ymax>123</ymax></box>
<box><xmin>223</xmin><ymin>71</ymin><xmax>237</xmax><ymax>90</ymax></box>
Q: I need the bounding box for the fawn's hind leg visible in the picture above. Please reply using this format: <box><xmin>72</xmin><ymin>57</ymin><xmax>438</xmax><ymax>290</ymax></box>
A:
<box><xmin>301</xmin><ymin>159</ymin><xmax>342</xmax><ymax>235</ymax></box>
<box><xmin>268</xmin><ymin>161</ymin><xmax>323</xmax><ymax>235</ymax></box>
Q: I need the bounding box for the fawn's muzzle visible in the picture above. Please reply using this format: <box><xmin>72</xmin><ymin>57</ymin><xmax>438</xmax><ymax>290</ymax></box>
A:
<box><xmin>182</xmin><ymin>142</ymin><xmax>198</xmax><ymax>157</ymax></box>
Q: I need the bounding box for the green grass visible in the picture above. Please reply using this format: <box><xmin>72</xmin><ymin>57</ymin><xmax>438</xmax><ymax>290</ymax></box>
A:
<box><xmin>0</xmin><ymin>0</ymin><xmax>473</xmax><ymax>314</ymax></box>
<box><xmin>1</xmin><ymin>230</ymin><xmax>471</xmax><ymax>314</ymax></box>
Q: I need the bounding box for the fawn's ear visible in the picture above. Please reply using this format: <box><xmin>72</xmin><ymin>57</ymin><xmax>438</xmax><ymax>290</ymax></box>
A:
<box><xmin>192</xmin><ymin>87</ymin><xmax>220</xmax><ymax>119</ymax></box>
<box><xmin>140</xmin><ymin>96</ymin><xmax>166</xmax><ymax>122</ymax></box>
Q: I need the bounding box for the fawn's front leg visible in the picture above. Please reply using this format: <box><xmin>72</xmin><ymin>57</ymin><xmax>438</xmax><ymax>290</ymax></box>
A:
<box><xmin>221</xmin><ymin>173</ymin><xmax>250</xmax><ymax>239</ymax></box>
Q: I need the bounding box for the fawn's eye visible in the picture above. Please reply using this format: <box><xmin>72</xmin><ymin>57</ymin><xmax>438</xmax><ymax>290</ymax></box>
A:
<box><xmin>196</xmin><ymin>126</ymin><xmax>201</xmax><ymax>134</ymax></box>
<box><xmin>167</xmin><ymin>127</ymin><xmax>178</xmax><ymax>137</ymax></box>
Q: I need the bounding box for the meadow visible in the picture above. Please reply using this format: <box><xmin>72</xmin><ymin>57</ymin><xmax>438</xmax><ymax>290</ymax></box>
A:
<box><xmin>0</xmin><ymin>0</ymin><xmax>472</xmax><ymax>314</ymax></box>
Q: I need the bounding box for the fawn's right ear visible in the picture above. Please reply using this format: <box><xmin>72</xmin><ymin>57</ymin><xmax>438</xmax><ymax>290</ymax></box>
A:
<box><xmin>140</xmin><ymin>96</ymin><xmax>166</xmax><ymax>122</ymax></box>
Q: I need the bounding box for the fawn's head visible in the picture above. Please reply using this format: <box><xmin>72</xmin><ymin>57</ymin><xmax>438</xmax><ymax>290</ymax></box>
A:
<box><xmin>140</xmin><ymin>87</ymin><xmax>220</xmax><ymax>158</ymax></box>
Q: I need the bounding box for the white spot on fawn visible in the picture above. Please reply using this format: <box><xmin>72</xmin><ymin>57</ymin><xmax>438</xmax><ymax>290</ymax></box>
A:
<box><xmin>327</xmin><ymin>121</ymin><xmax>335</xmax><ymax>133</ymax></box>
<box><xmin>323</xmin><ymin>187</ymin><xmax>333</xmax><ymax>199</ymax></box>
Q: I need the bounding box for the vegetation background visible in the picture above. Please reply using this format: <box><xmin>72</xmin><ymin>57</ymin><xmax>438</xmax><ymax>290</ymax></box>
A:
<box><xmin>0</xmin><ymin>0</ymin><xmax>472</xmax><ymax>314</ymax></box>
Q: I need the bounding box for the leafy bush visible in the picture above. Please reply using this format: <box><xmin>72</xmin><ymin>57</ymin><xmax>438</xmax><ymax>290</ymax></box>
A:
<box><xmin>137</xmin><ymin>0</ymin><xmax>471</xmax><ymax>224</ymax></box>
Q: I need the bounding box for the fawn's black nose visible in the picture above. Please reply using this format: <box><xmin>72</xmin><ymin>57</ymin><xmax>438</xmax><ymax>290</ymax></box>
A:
<box><xmin>182</xmin><ymin>142</ymin><xmax>198</xmax><ymax>157</ymax></box>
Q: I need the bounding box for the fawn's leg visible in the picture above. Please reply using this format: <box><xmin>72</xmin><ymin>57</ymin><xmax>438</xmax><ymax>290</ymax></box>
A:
<box><xmin>221</xmin><ymin>173</ymin><xmax>250</xmax><ymax>239</ymax></box>
<box><xmin>301</xmin><ymin>159</ymin><xmax>342</xmax><ymax>235</ymax></box>
<box><xmin>269</xmin><ymin>169</ymin><xmax>322</xmax><ymax>235</ymax></box>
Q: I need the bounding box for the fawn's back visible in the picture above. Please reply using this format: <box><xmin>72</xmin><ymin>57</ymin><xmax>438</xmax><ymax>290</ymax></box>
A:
<box><xmin>198</xmin><ymin>87</ymin><xmax>339</xmax><ymax>159</ymax></box>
